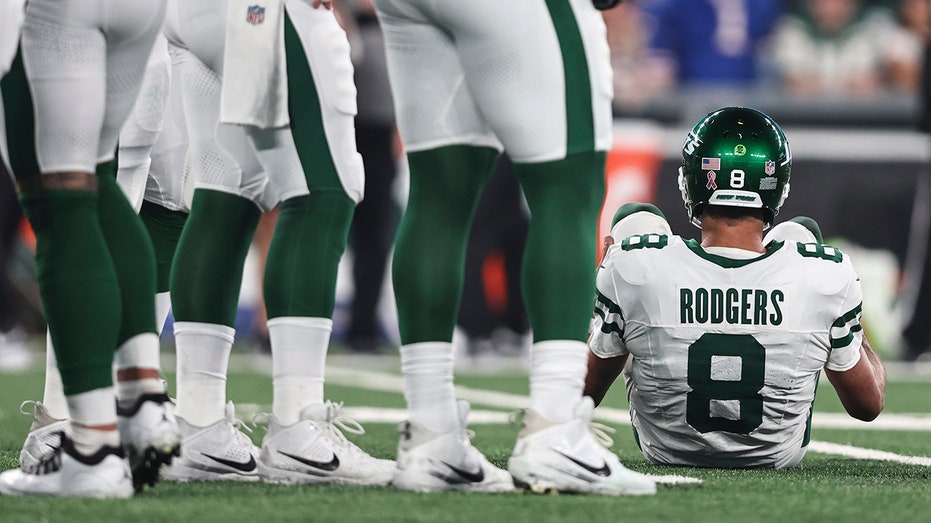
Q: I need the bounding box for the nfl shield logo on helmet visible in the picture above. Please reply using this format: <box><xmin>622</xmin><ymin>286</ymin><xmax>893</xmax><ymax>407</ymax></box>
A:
<box><xmin>765</xmin><ymin>160</ymin><xmax>775</xmax><ymax>175</ymax></box>
<box><xmin>246</xmin><ymin>5</ymin><xmax>265</xmax><ymax>25</ymax></box>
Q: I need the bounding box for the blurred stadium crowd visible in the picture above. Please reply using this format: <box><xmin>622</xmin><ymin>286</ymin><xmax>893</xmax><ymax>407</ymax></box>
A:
<box><xmin>2</xmin><ymin>0</ymin><xmax>930</xmax><ymax>370</ymax></box>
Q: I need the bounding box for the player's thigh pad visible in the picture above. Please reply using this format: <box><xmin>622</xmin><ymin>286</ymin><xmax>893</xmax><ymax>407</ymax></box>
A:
<box><xmin>283</xmin><ymin>0</ymin><xmax>363</xmax><ymax>203</ymax></box>
<box><xmin>145</xmin><ymin>49</ymin><xmax>193</xmax><ymax>213</ymax></box>
<box><xmin>372</xmin><ymin>0</ymin><xmax>501</xmax><ymax>154</ymax></box>
<box><xmin>117</xmin><ymin>33</ymin><xmax>171</xmax><ymax>212</ymax></box>
<box><xmin>442</xmin><ymin>0</ymin><xmax>612</xmax><ymax>163</ymax></box>
<box><xmin>172</xmin><ymin>42</ymin><xmax>269</xmax><ymax>209</ymax></box>
<box><xmin>22</xmin><ymin>0</ymin><xmax>165</xmax><ymax>173</ymax></box>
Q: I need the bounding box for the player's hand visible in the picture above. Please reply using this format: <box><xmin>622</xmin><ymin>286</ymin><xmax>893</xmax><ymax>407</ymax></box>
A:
<box><xmin>592</xmin><ymin>0</ymin><xmax>622</xmax><ymax>9</ymax></box>
<box><xmin>313</xmin><ymin>0</ymin><xmax>333</xmax><ymax>10</ymax></box>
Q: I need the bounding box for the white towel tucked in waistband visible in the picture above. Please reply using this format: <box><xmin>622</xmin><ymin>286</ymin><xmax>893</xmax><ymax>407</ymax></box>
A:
<box><xmin>220</xmin><ymin>0</ymin><xmax>289</xmax><ymax>129</ymax></box>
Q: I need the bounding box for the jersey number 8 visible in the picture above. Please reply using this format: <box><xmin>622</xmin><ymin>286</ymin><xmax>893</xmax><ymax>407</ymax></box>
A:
<box><xmin>686</xmin><ymin>333</ymin><xmax>765</xmax><ymax>434</ymax></box>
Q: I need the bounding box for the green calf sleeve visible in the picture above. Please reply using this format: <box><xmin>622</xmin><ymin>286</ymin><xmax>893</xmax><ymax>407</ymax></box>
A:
<box><xmin>264</xmin><ymin>191</ymin><xmax>354</xmax><ymax>319</ymax></box>
<box><xmin>513</xmin><ymin>151</ymin><xmax>606</xmax><ymax>342</ymax></box>
<box><xmin>392</xmin><ymin>145</ymin><xmax>499</xmax><ymax>344</ymax></box>
<box><xmin>96</xmin><ymin>162</ymin><xmax>158</xmax><ymax>344</ymax></box>
<box><xmin>139</xmin><ymin>201</ymin><xmax>188</xmax><ymax>293</ymax></box>
<box><xmin>170</xmin><ymin>189</ymin><xmax>260</xmax><ymax>326</ymax></box>
<box><xmin>20</xmin><ymin>188</ymin><xmax>119</xmax><ymax>394</ymax></box>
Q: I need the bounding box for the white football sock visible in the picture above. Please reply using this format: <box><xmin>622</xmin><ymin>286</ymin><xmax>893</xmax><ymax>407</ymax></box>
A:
<box><xmin>269</xmin><ymin>316</ymin><xmax>331</xmax><ymax>425</ymax></box>
<box><xmin>529</xmin><ymin>340</ymin><xmax>588</xmax><ymax>423</ymax></box>
<box><xmin>174</xmin><ymin>321</ymin><xmax>234</xmax><ymax>426</ymax></box>
<box><xmin>67</xmin><ymin>387</ymin><xmax>120</xmax><ymax>455</ymax></box>
<box><xmin>42</xmin><ymin>330</ymin><xmax>69</xmax><ymax>420</ymax></box>
<box><xmin>155</xmin><ymin>291</ymin><xmax>172</xmax><ymax>334</ymax></box>
<box><xmin>400</xmin><ymin>342</ymin><xmax>458</xmax><ymax>433</ymax></box>
<box><xmin>114</xmin><ymin>332</ymin><xmax>164</xmax><ymax>402</ymax></box>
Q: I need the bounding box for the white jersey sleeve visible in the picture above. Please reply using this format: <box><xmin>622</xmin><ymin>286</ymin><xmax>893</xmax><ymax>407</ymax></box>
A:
<box><xmin>825</xmin><ymin>251</ymin><xmax>863</xmax><ymax>371</ymax></box>
<box><xmin>590</xmin><ymin>245</ymin><xmax>628</xmax><ymax>358</ymax></box>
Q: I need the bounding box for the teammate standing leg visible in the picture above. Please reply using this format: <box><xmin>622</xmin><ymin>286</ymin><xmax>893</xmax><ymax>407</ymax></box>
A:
<box><xmin>161</xmin><ymin>0</ymin><xmax>392</xmax><ymax>485</ymax></box>
<box><xmin>0</xmin><ymin>0</ymin><xmax>178</xmax><ymax>497</ymax></box>
<box><xmin>373</xmin><ymin>0</ymin><xmax>655</xmax><ymax>494</ymax></box>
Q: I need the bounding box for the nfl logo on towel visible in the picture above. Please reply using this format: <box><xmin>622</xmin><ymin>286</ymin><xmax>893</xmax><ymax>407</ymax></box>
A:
<box><xmin>247</xmin><ymin>5</ymin><xmax>265</xmax><ymax>25</ymax></box>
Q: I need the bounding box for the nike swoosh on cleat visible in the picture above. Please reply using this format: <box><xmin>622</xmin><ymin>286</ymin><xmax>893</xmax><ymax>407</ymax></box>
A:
<box><xmin>277</xmin><ymin>451</ymin><xmax>340</xmax><ymax>472</ymax></box>
<box><xmin>433</xmin><ymin>461</ymin><xmax>485</xmax><ymax>484</ymax></box>
<box><xmin>556</xmin><ymin>451</ymin><xmax>611</xmax><ymax>477</ymax></box>
<box><xmin>202</xmin><ymin>453</ymin><xmax>257</xmax><ymax>473</ymax></box>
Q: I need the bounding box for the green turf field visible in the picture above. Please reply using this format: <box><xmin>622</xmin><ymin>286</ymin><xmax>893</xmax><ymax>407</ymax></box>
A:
<box><xmin>1</xmin><ymin>353</ymin><xmax>929</xmax><ymax>522</ymax></box>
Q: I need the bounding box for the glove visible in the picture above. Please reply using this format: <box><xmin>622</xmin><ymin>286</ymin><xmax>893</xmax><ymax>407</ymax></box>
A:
<box><xmin>592</xmin><ymin>0</ymin><xmax>622</xmax><ymax>10</ymax></box>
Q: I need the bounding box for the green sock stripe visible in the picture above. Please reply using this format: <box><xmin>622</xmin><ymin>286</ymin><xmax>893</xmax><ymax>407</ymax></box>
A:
<box><xmin>170</xmin><ymin>190</ymin><xmax>260</xmax><ymax>326</ymax></box>
<box><xmin>97</xmin><ymin>163</ymin><xmax>158</xmax><ymax>343</ymax></box>
<box><xmin>544</xmin><ymin>0</ymin><xmax>594</xmax><ymax>155</ymax></box>
<box><xmin>20</xmin><ymin>189</ymin><xmax>119</xmax><ymax>394</ymax></box>
<box><xmin>1</xmin><ymin>48</ymin><xmax>40</xmax><ymax>180</ymax></box>
<box><xmin>264</xmin><ymin>192</ymin><xmax>354</xmax><ymax>319</ymax></box>
<box><xmin>140</xmin><ymin>201</ymin><xmax>188</xmax><ymax>293</ymax></box>
<box><xmin>283</xmin><ymin>10</ymin><xmax>343</xmax><ymax>191</ymax></box>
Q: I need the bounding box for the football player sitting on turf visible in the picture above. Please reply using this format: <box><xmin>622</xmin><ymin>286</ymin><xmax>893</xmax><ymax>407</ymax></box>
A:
<box><xmin>585</xmin><ymin>107</ymin><xmax>886</xmax><ymax>469</ymax></box>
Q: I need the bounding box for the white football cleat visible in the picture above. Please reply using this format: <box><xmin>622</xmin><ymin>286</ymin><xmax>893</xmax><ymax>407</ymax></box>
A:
<box><xmin>258</xmin><ymin>401</ymin><xmax>394</xmax><ymax>485</ymax></box>
<box><xmin>117</xmin><ymin>392</ymin><xmax>182</xmax><ymax>490</ymax></box>
<box><xmin>508</xmin><ymin>397</ymin><xmax>656</xmax><ymax>496</ymax></box>
<box><xmin>160</xmin><ymin>401</ymin><xmax>259</xmax><ymax>482</ymax></box>
<box><xmin>0</xmin><ymin>433</ymin><xmax>133</xmax><ymax>499</ymax></box>
<box><xmin>393</xmin><ymin>400</ymin><xmax>514</xmax><ymax>493</ymax></box>
<box><xmin>19</xmin><ymin>400</ymin><xmax>69</xmax><ymax>468</ymax></box>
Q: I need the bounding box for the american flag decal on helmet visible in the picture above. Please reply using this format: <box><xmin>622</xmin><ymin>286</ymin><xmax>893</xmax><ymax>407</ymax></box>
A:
<box><xmin>247</xmin><ymin>5</ymin><xmax>265</xmax><ymax>25</ymax></box>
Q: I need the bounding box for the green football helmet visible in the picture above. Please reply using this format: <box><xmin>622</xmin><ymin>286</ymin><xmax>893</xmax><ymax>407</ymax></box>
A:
<box><xmin>678</xmin><ymin>106</ymin><xmax>791</xmax><ymax>229</ymax></box>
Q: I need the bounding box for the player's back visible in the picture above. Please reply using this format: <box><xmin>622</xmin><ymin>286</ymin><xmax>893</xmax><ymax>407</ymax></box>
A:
<box><xmin>598</xmin><ymin>233</ymin><xmax>862</xmax><ymax>468</ymax></box>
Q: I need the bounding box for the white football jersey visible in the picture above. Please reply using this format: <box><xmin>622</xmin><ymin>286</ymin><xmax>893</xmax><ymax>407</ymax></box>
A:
<box><xmin>590</xmin><ymin>234</ymin><xmax>863</xmax><ymax>469</ymax></box>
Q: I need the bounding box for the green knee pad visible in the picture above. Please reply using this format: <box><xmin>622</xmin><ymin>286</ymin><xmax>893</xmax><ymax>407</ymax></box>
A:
<box><xmin>264</xmin><ymin>191</ymin><xmax>354</xmax><ymax>319</ymax></box>
<box><xmin>513</xmin><ymin>151</ymin><xmax>606</xmax><ymax>342</ymax></box>
<box><xmin>96</xmin><ymin>162</ymin><xmax>158</xmax><ymax>344</ymax></box>
<box><xmin>392</xmin><ymin>145</ymin><xmax>499</xmax><ymax>343</ymax></box>
<box><xmin>170</xmin><ymin>189</ymin><xmax>260</xmax><ymax>326</ymax></box>
<box><xmin>20</xmin><ymin>188</ymin><xmax>119</xmax><ymax>394</ymax></box>
<box><xmin>139</xmin><ymin>201</ymin><xmax>188</xmax><ymax>293</ymax></box>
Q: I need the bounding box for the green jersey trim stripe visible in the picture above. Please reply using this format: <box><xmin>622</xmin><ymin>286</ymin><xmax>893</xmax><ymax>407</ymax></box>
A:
<box><xmin>595</xmin><ymin>290</ymin><xmax>621</xmax><ymax>314</ymax></box>
<box><xmin>684</xmin><ymin>239</ymin><xmax>784</xmax><ymax>268</ymax></box>
<box><xmin>802</xmin><ymin>371</ymin><xmax>820</xmax><ymax>447</ymax></box>
<box><xmin>283</xmin><ymin>11</ymin><xmax>343</xmax><ymax>191</ymax></box>
<box><xmin>594</xmin><ymin>291</ymin><xmax>623</xmax><ymax>335</ymax></box>
<box><xmin>831</xmin><ymin>323</ymin><xmax>863</xmax><ymax>349</ymax></box>
<box><xmin>832</xmin><ymin>303</ymin><xmax>863</xmax><ymax>328</ymax></box>
<box><xmin>1</xmin><ymin>48</ymin><xmax>40</xmax><ymax>181</ymax></box>
<box><xmin>594</xmin><ymin>307</ymin><xmax>623</xmax><ymax>336</ymax></box>
<box><xmin>544</xmin><ymin>0</ymin><xmax>594</xmax><ymax>155</ymax></box>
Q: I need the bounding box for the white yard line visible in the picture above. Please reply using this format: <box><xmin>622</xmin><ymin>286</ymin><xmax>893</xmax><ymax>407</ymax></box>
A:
<box><xmin>807</xmin><ymin>442</ymin><xmax>931</xmax><ymax>466</ymax></box>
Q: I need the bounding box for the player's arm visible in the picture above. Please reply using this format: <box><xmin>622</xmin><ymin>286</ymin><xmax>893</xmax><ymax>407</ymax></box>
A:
<box><xmin>585</xmin><ymin>249</ymin><xmax>629</xmax><ymax>406</ymax></box>
<box><xmin>585</xmin><ymin>351</ymin><xmax>628</xmax><ymax>406</ymax></box>
<box><xmin>825</xmin><ymin>335</ymin><xmax>886</xmax><ymax>421</ymax></box>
